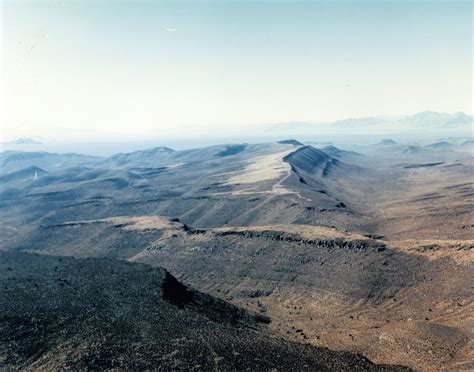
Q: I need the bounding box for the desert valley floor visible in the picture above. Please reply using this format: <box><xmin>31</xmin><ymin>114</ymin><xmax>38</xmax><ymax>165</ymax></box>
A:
<box><xmin>0</xmin><ymin>139</ymin><xmax>472</xmax><ymax>370</ymax></box>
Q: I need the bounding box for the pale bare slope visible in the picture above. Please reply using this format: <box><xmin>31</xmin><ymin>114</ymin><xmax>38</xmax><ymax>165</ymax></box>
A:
<box><xmin>373</xmin><ymin>158</ymin><xmax>473</xmax><ymax>240</ymax></box>
<box><xmin>225</xmin><ymin>149</ymin><xmax>294</xmax><ymax>186</ymax></box>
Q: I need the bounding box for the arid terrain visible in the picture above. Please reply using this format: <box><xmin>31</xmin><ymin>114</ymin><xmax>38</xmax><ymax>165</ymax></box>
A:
<box><xmin>3</xmin><ymin>0</ymin><xmax>472</xmax><ymax>367</ymax></box>
<box><xmin>3</xmin><ymin>251</ymin><xmax>410</xmax><ymax>370</ymax></box>
<box><xmin>0</xmin><ymin>135</ymin><xmax>472</xmax><ymax>370</ymax></box>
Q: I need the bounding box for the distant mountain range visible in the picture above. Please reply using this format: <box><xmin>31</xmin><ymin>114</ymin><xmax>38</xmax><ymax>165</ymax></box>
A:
<box><xmin>1</xmin><ymin>137</ymin><xmax>42</xmax><ymax>145</ymax></box>
<box><xmin>269</xmin><ymin>111</ymin><xmax>473</xmax><ymax>135</ymax></box>
<box><xmin>2</xmin><ymin>112</ymin><xmax>471</xmax><ymax>153</ymax></box>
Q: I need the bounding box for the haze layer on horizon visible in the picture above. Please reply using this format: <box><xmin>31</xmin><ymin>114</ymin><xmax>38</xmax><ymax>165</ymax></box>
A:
<box><xmin>1</xmin><ymin>0</ymin><xmax>472</xmax><ymax>142</ymax></box>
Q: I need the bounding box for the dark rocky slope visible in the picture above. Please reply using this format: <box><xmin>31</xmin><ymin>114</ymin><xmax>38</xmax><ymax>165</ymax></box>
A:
<box><xmin>0</xmin><ymin>251</ymin><xmax>407</xmax><ymax>371</ymax></box>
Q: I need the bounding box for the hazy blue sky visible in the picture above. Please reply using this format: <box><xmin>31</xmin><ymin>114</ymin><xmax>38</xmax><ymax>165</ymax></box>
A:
<box><xmin>1</xmin><ymin>0</ymin><xmax>472</xmax><ymax>142</ymax></box>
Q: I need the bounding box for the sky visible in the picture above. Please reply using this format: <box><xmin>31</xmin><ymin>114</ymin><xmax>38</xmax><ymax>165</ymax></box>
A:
<box><xmin>1</xmin><ymin>0</ymin><xmax>472</xmax><ymax>143</ymax></box>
